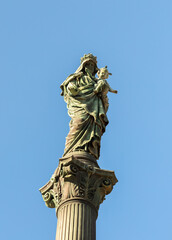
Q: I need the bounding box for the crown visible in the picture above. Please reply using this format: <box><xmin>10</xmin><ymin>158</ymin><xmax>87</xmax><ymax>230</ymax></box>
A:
<box><xmin>80</xmin><ymin>53</ymin><xmax>97</xmax><ymax>64</ymax></box>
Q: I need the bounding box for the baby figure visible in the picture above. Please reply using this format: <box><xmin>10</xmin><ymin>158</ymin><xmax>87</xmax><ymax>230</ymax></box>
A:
<box><xmin>94</xmin><ymin>66</ymin><xmax>117</xmax><ymax>112</ymax></box>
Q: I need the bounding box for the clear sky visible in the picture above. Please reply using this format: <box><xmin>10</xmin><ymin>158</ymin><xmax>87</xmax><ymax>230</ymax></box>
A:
<box><xmin>0</xmin><ymin>0</ymin><xmax>172</xmax><ymax>239</ymax></box>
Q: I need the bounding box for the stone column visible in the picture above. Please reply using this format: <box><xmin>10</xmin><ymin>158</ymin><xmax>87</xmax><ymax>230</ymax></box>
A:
<box><xmin>40</xmin><ymin>152</ymin><xmax>118</xmax><ymax>240</ymax></box>
<box><xmin>56</xmin><ymin>199</ymin><xmax>96</xmax><ymax>240</ymax></box>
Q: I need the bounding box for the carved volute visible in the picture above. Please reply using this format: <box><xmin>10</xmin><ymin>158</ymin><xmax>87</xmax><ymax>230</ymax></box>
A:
<box><xmin>40</xmin><ymin>154</ymin><xmax>118</xmax><ymax>216</ymax></box>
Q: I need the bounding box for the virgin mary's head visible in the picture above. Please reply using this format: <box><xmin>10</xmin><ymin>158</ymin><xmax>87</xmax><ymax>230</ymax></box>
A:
<box><xmin>75</xmin><ymin>53</ymin><xmax>98</xmax><ymax>75</ymax></box>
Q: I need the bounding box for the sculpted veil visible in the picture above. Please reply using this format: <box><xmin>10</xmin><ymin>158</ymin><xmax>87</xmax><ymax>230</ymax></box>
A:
<box><xmin>60</xmin><ymin>54</ymin><xmax>117</xmax><ymax>159</ymax></box>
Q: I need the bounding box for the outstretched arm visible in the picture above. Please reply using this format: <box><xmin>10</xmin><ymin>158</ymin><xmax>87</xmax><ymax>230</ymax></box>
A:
<box><xmin>109</xmin><ymin>87</ymin><xmax>118</xmax><ymax>94</ymax></box>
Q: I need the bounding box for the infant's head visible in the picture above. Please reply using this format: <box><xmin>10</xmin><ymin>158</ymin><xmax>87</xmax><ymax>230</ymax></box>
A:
<box><xmin>97</xmin><ymin>66</ymin><xmax>112</xmax><ymax>79</ymax></box>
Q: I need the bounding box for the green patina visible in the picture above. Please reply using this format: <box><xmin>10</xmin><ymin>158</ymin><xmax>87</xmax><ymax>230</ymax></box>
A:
<box><xmin>60</xmin><ymin>54</ymin><xmax>117</xmax><ymax>159</ymax></box>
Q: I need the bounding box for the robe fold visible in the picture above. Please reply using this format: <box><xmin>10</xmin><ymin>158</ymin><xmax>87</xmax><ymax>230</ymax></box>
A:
<box><xmin>60</xmin><ymin>73</ymin><xmax>108</xmax><ymax>159</ymax></box>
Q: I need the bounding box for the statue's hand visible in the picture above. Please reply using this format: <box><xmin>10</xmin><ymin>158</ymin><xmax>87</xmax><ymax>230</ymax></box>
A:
<box><xmin>94</xmin><ymin>84</ymin><xmax>103</xmax><ymax>94</ymax></box>
<box><xmin>110</xmin><ymin>89</ymin><xmax>118</xmax><ymax>94</ymax></box>
<box><xmin>67</xmin><ymin>82</ymin><xmax>79</xmax><ymax>96</ymax></box>
<box><xmin>69</xmin><ymin>88</ymin><xmax>79</xmax><ymax>96</ymax></box>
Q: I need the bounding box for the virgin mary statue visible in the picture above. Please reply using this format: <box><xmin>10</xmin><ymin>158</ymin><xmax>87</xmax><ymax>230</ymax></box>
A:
<box><xmin>60</xmin><ymin>54</ymin><xmax>109</xmax><ymax>160</ymax></box>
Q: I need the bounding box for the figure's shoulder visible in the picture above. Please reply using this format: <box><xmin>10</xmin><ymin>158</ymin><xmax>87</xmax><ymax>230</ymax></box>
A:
<box><xmin>104</xmin><ymin>79</ymin><xmax>110</xmax><ymax>87</ymax></box>
<box><xmin>64</xmin><ymin>72</ymin><xmax>83</xmax><ymax>84</ymax></box>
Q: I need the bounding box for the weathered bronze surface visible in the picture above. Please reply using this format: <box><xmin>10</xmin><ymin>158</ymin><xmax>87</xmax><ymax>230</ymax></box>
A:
<box><xmin>60</xmin><ymin>54</ymin><xmax>117</xmax><ymax>159</ymax></box>
<box><xmin>40</xmin><ymin>54</ymin><xmax>118</xmax><ymax>240</ymax></box>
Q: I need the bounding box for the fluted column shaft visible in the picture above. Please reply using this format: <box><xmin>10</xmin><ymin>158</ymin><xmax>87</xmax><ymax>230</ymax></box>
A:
<box><xmin>40</xmin><ymin>155</ymin><xmax>117</xmax><ymax>240</ymax></box>
<box><xmin>56</xmin><ymin>199</ymin><xmax>96</xmax><ymax>240</ymax></box>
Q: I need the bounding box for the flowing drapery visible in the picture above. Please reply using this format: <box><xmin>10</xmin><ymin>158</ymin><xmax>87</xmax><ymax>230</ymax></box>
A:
<box><xmin>61</xmin><ymin>74</ymin><xmax>108</xmax><ymax>159</ymax></box>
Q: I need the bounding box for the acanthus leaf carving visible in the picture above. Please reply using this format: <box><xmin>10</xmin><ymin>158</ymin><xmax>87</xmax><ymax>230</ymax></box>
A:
<box><xmin>40</xmin><ymin>156</ymin><xmax>118</xmax><ymax>211</ymax></box>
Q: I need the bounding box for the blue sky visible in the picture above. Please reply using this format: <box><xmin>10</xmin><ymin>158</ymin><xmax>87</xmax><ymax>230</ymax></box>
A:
<box><xmin>0</xmin><ymin>0</ymin><xmax>172</xmax><ymax>239</ymax></box>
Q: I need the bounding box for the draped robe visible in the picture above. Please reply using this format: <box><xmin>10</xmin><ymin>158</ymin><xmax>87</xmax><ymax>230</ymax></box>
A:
<box><xmin>61</xmin><ymin>73</ymin><xmax>109</xmax><ymax>159</ymax></box>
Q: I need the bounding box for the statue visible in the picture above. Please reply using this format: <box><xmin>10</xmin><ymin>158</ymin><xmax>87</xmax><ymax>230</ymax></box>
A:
<box><xmin>95</xmin><ymin>66</ymin><xmax>118</xmax><ymax>113</ymax></box>
<box><xmin>40</xmin><ymin>54</ymin><xmax>118</xmax><ymax>240</ymax></box>
<box><xmin>60</xmin><ymin>54</ymin><xmax>117</xmax><ymax>159</ymax></box>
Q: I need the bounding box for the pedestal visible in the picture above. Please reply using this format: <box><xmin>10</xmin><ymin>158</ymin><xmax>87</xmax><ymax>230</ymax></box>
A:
<box><xmin>40</xmin><ymin>152</ymin><xmax>118</xmax><ymax>240</ymax></box>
